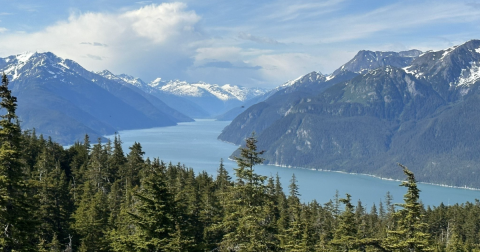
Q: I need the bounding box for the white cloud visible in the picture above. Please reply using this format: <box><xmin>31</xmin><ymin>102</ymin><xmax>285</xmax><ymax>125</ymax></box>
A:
<box><xmin>251</xmin><ymin>53</ymin><xmax>322</xmax><ymax>84</ymax></box>
<box><xmin>123</xmin><ymin>3</ymin><xmax>201</xmax><ymax>43</ymax></box>
<box><xmin>0</xmin><ymin>3</ymin><xmax>202</xmax><ymax>81</ymax></box>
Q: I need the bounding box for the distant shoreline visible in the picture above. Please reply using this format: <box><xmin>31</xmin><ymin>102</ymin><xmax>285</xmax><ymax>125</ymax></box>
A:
<box><xmin>221</xmin><ymin>134</ymin><xmax>480</xmax><ymax>192</ymax></box>
<box><xmin>263</xmin><ymin>162</ymin><xmax>480</xmax><ymax>192</ymax></box>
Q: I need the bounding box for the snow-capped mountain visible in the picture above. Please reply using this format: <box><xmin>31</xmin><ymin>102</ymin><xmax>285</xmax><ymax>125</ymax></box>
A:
<box><xmin>97</xmin><ymin>71</ymin><xmax>210</xmax><ymax>118</ymax></box>
<box><xmin>220</xmin><ymin>39</ymin><xmax>480</xmax><ymax>188</ymax></box>
<box><xmin>149</xmin><ymin>78</ymin><xmax>267</xmax><ymax>102</ymax></box>
<box><xmin>95</xmin><ymin>70</ymin><xmax>148</xmax><ymax>89</ymax></box>
<box><xmin>403</xmin><ymin>40</ymin><xmax>480</xmax><ymax>99</ymax></box>
<box><xmin>332</xmin><ymin>49</ymin><xmax>422</xmax><ymax>77</ymax></box>
<box><xmin>147</xmin><ymin>79</ymin><xmax>268</xmax><ymax>116</ymax></box>
<box><xmin>1</xmin><ymin>51</ymin><xmax>79</xmax><ymax>83</ymax></box>
<box><xmin>98</xmin><ymin>71</ymin><xmax>268</xmax><ymax>118</ymax></box>
<box><xmin>0</xmin><ymin>52</ymin><xmax>193</xmax><ymax>144</ymax></box>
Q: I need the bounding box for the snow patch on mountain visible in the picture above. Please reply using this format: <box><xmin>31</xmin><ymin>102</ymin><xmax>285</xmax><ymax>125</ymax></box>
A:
<box><xmin>0</xmin><ymin>52</ymin><xmax>75</xmax><ymax>81</ymax></box>
<box><xmin>149</xmin><ymin>78</ymin><xmax>163</xmax><ymax>88</ymax></box>
<box><xmin>455</xmin><ymin>61</ymin><xmax>480</xmax><ymax>87</ymax></box>
<box><xmin>221</xmin><ymin>84</ymin><xmax>266</xmax><ymax>101</ymax></box>
<box><xmin>96</xmin><ymin>70</ymin><xmax>117</xmax><ymax>80</ymax></box>
<box><xmin>148</xmin><ymin>79</ymin><xmax>267</xmax><ymax>101</ymax></box>
<box><xmin>117</xmin><ymin>74</ymin><xmax>145</xmax><ymax>88</ymax></box>
<box><xmin>16</xmin><ymin>51</ymin><xmax>36</xmax><ymax>63</ymax></box>
<box><xmin>403</xmin><ymin>66</ymin><xmax>425</xmax><ymax>79</ymax></box>
<box><xmin>96</xmin><ymin>70</ymin><xmax>148</xmax><ymax>89</ymax></box>
<box><xmin>440</xmin><ymin>46</ymin><xmax>457</xmax><ymax>60</ymax></box>
<box><xmin>159</xmin><ymin>80</ymin><xmax>209</xmax><ymax>98</ymax></box>
<box><xmin>57</xmin><ymin>61</ymin><xmax>70</xmax><ymax>70</ymax></box>
<box><xmin>4</xmin><ymin>52</ymin><xmax>37</xmax><ymax>80</ymax></box>
<box><xmin>405</xmin><ymin>75</ymin><xmax>420</xmax><ymax>96</ymax></box>
<box><xmin>279</xmin><ymin>71</ymin><xmax>325</xmax><ymax>89</ymax></box>
<box><xmin>280</xmin><ymin>75</ymin><xmax>304</xmax><ymax>88</ymax></box>
<box><xmin>98</xmin><ymin>71</ymin><xmax>267</xmax><ymax>102</ymax></box>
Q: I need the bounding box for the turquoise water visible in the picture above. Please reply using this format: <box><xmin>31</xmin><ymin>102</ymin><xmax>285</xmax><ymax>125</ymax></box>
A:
<box><xmin>106</xmin><ymin>119</ymin><xmax>479</xmax><ymax>208</ymax></box>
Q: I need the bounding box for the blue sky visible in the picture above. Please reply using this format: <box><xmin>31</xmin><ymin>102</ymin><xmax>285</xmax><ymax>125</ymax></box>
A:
<box><xmin>0</xmin><ymin>0</ymin><xmax>479</xmax><ymax>88</ymax></box>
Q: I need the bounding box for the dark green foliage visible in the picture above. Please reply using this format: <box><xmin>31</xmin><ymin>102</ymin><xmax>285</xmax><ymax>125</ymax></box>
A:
<box><xmin>3</xmin><ymin>127</ymin><xmax>480</xmax><ymax>251</ymax></box>
<box><xmin>384</xmin><ymin>164</ymin><xmax>433</xmax><ymax>251</ymax></box>
<box><xmin>1</xmin><ymin>73</ymin><xmax>480</xmax><ymax>251</ymax></box>
<box><xmin>331</xmin><ymin>194</ymin><xmax>357</xmax><ymax>250</ymax></box>
<box><xmin>126</xmin><ymin>161</ymin><xmax>177</xmax><ymax>251</ymax></box>
<box><xmin>0</xmin><ymin>74</ymin><xmax>38</xmax><ymax>250</ymax></box>
<box><xmin>72</xmin><ymin>181</ymin><xmax>110</xmax><ymax>251</ymax></box>
<box><xmin>213</xmin><ymin>134</ymin><xmax>278</xmax><ymax>251</ymax></box>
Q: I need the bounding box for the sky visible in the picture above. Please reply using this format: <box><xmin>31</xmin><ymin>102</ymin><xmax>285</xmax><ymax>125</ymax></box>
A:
<box><xmin>0</xmin><ymin>0</ymin><xmax>480</xmax><ymax>88</ymax></box>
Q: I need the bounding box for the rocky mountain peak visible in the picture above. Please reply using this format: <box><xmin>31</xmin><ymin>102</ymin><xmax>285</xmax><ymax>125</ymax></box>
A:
<box><xmin>332</xmin><ymin>49</ymin><xmax>422</xmax><ymax>77</ymax></box>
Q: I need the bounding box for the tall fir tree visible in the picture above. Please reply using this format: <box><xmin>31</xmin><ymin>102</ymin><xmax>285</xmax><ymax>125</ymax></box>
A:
<box><xmin>216</xmin><ymin>133</ymin><xmax>275</xmax><ymax>251</ymax></box>
<box><xmin>126</xmin><ymin>159</ymin><xmax>177</xmax><ymax>251</ymax></box>
<box><xmin>0</xmin><ymin>73</ymin><xmax>37</xmax><ymax>250</ymax></box>
<box><xmin>279</xmin><ymin>174</ymin><xmax>304</xmax><ymax>251</ymax></box>
<box><xmin>72</xmin><ymin>181</ymin><xmax>110</xmax><ymax>251</ymax></box>
<box><xmin>331</xmin><ymin>194</ymin><xmax>359</xmax><ymax>251</ymax></box>
<box><xmin>383</xmin><ymin>164</ymin><xmax>433</xmax><ymax>252</ymax></box>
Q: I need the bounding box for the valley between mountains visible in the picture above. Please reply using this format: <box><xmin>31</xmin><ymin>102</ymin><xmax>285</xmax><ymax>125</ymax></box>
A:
<box><xmin>4</xmin><ymin>39</ymin><xmax>480</xmax><ymax>188</ymax></box>
<box><xmin>0</xmin><ymin>52</ymin><xmax>267</xmax><ymax>144</ymax></box>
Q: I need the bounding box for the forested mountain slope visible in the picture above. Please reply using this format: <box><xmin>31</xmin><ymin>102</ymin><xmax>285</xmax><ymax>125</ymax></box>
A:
<box><xmin>220</xmin><ymin>39</ymin><xmax>480</xmax><ymax>188</ymax></box>
<box><xmin>0</xmin><ymin>52</ymin><xmax>193</xmax><ymax>144</ymax></box>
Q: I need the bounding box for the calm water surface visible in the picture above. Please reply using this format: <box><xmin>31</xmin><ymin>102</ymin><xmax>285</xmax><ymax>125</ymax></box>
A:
<box><xmin>106</xmin><ymin>119</ymin><xmax>479</xmax><ymax>208</ymax></box>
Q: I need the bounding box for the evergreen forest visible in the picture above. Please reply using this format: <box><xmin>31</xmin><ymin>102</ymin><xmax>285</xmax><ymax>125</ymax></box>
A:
<box><xmin>1</xmin><ymin>73</ymin><xmax>480</xmax><ymax>252</ymax></box>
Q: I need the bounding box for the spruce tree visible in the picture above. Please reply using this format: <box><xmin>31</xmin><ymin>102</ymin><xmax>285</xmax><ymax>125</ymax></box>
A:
<box><xmin>0</xmin><ymin>73</ymin><xmax>37</xmax><ymax>250</ymax></box>
<box><xmin>87</xmin><ymin>138</ymin><xmax>110</xmax><ymax>193</ymax></box>
<box><xmin>383</xmin><ymin>164</ymin><xmax>433</xmax><ymax>251</ymax></box>
<box><xmin>279</xmin><ymin>174</ymin><xmax>304</xmax><ymax>251</ymax></box>
<box><xmin>109</xmin><ymin>134</ymin><xmax>126</xmax><ymax>182</ymax></box>
<box><xmin>198</xmin><ymin>171</ymin><xmax>222</xmax><ymax>250</ymax></box>
<box><xmin>72</xmin><ymin>181</ymin><xmax>110</xmax><ymax>251</ymax></box>
<box><xmin>35</xmin><ymin>156</ymin><xmax>71</xmax><ymax>250</ymax></box>
<box><xmin>331</xmin><ymin>194</ymin><xmax>359</xmax><ymax>251</ymax></box>
<box><xmin>123</xmin><ymin>142</ymin><xmax>145</xmax><ymax>189</ymax></box>
<box><xmin>124</xmin><ymin>159</ymin><xmax>176</xmax><ymax>251</ymax></box>
<box><xmin>216</xmin><ymin>133</ymin><xmax>274</xmax><ymax>251</ymax></box>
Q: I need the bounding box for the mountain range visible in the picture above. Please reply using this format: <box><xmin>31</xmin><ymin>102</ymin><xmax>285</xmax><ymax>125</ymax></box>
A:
<box><xmin>5</xmin><ymin>39</ymin><xmax>480</xmax><ymax>187</ymax></box>
<box><xmin>97</xmin><ymin>70</ymin><xmax>268</xmax><ymax>118</ymax></box>
<box><xmin>0</xmin><ymin>52</ymin><xmax>266</xmax><ymax>144</ymax></box>
<box><xmin>219</xmin><ymin>39</ymin><xmax>480</xmax><ymax>188</ymax></box>
<box><xmin>147</xmin><ymin>78</ymin><xmax>267</xmax><ymax>117</ymax></box>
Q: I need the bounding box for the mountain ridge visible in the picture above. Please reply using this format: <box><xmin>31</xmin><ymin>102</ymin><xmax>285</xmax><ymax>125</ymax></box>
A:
<box><xmin>219</xmin><ymin>39</ymin><xmax>480</xmax><ymax>187</ymax></box>
<box><xmin>98</xmin><ymin>72</ymin><xmax>269</xmax><ymax>118</ymax></box>
<box><xmin>0</xmin><ymin>52</ymin><xmax>193</xmax><ymax>144</ymax></box>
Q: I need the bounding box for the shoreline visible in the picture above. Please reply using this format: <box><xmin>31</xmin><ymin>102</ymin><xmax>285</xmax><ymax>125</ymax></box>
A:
<box><xmin>262</xmin><ymin>162</ymin><xmax>480</xmax><ymax>191</ymax></box>
<box><xmin>221</xmin><ymin>134</ymin><xmax>480</xmax><ymax>192</ymax></box>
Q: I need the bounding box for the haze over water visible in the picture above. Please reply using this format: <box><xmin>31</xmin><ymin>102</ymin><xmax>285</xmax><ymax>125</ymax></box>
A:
<box><xmin>106</xmin><ymin>119</ymin><xmax>480</xmax><ymax>208</ymax></box>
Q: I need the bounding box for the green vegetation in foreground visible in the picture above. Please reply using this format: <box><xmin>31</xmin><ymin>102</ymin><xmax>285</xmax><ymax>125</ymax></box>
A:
<box><xmin>0</xmin><ymin>73</ymin><xmax>480</xmax><ymax>251</ymax></box>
